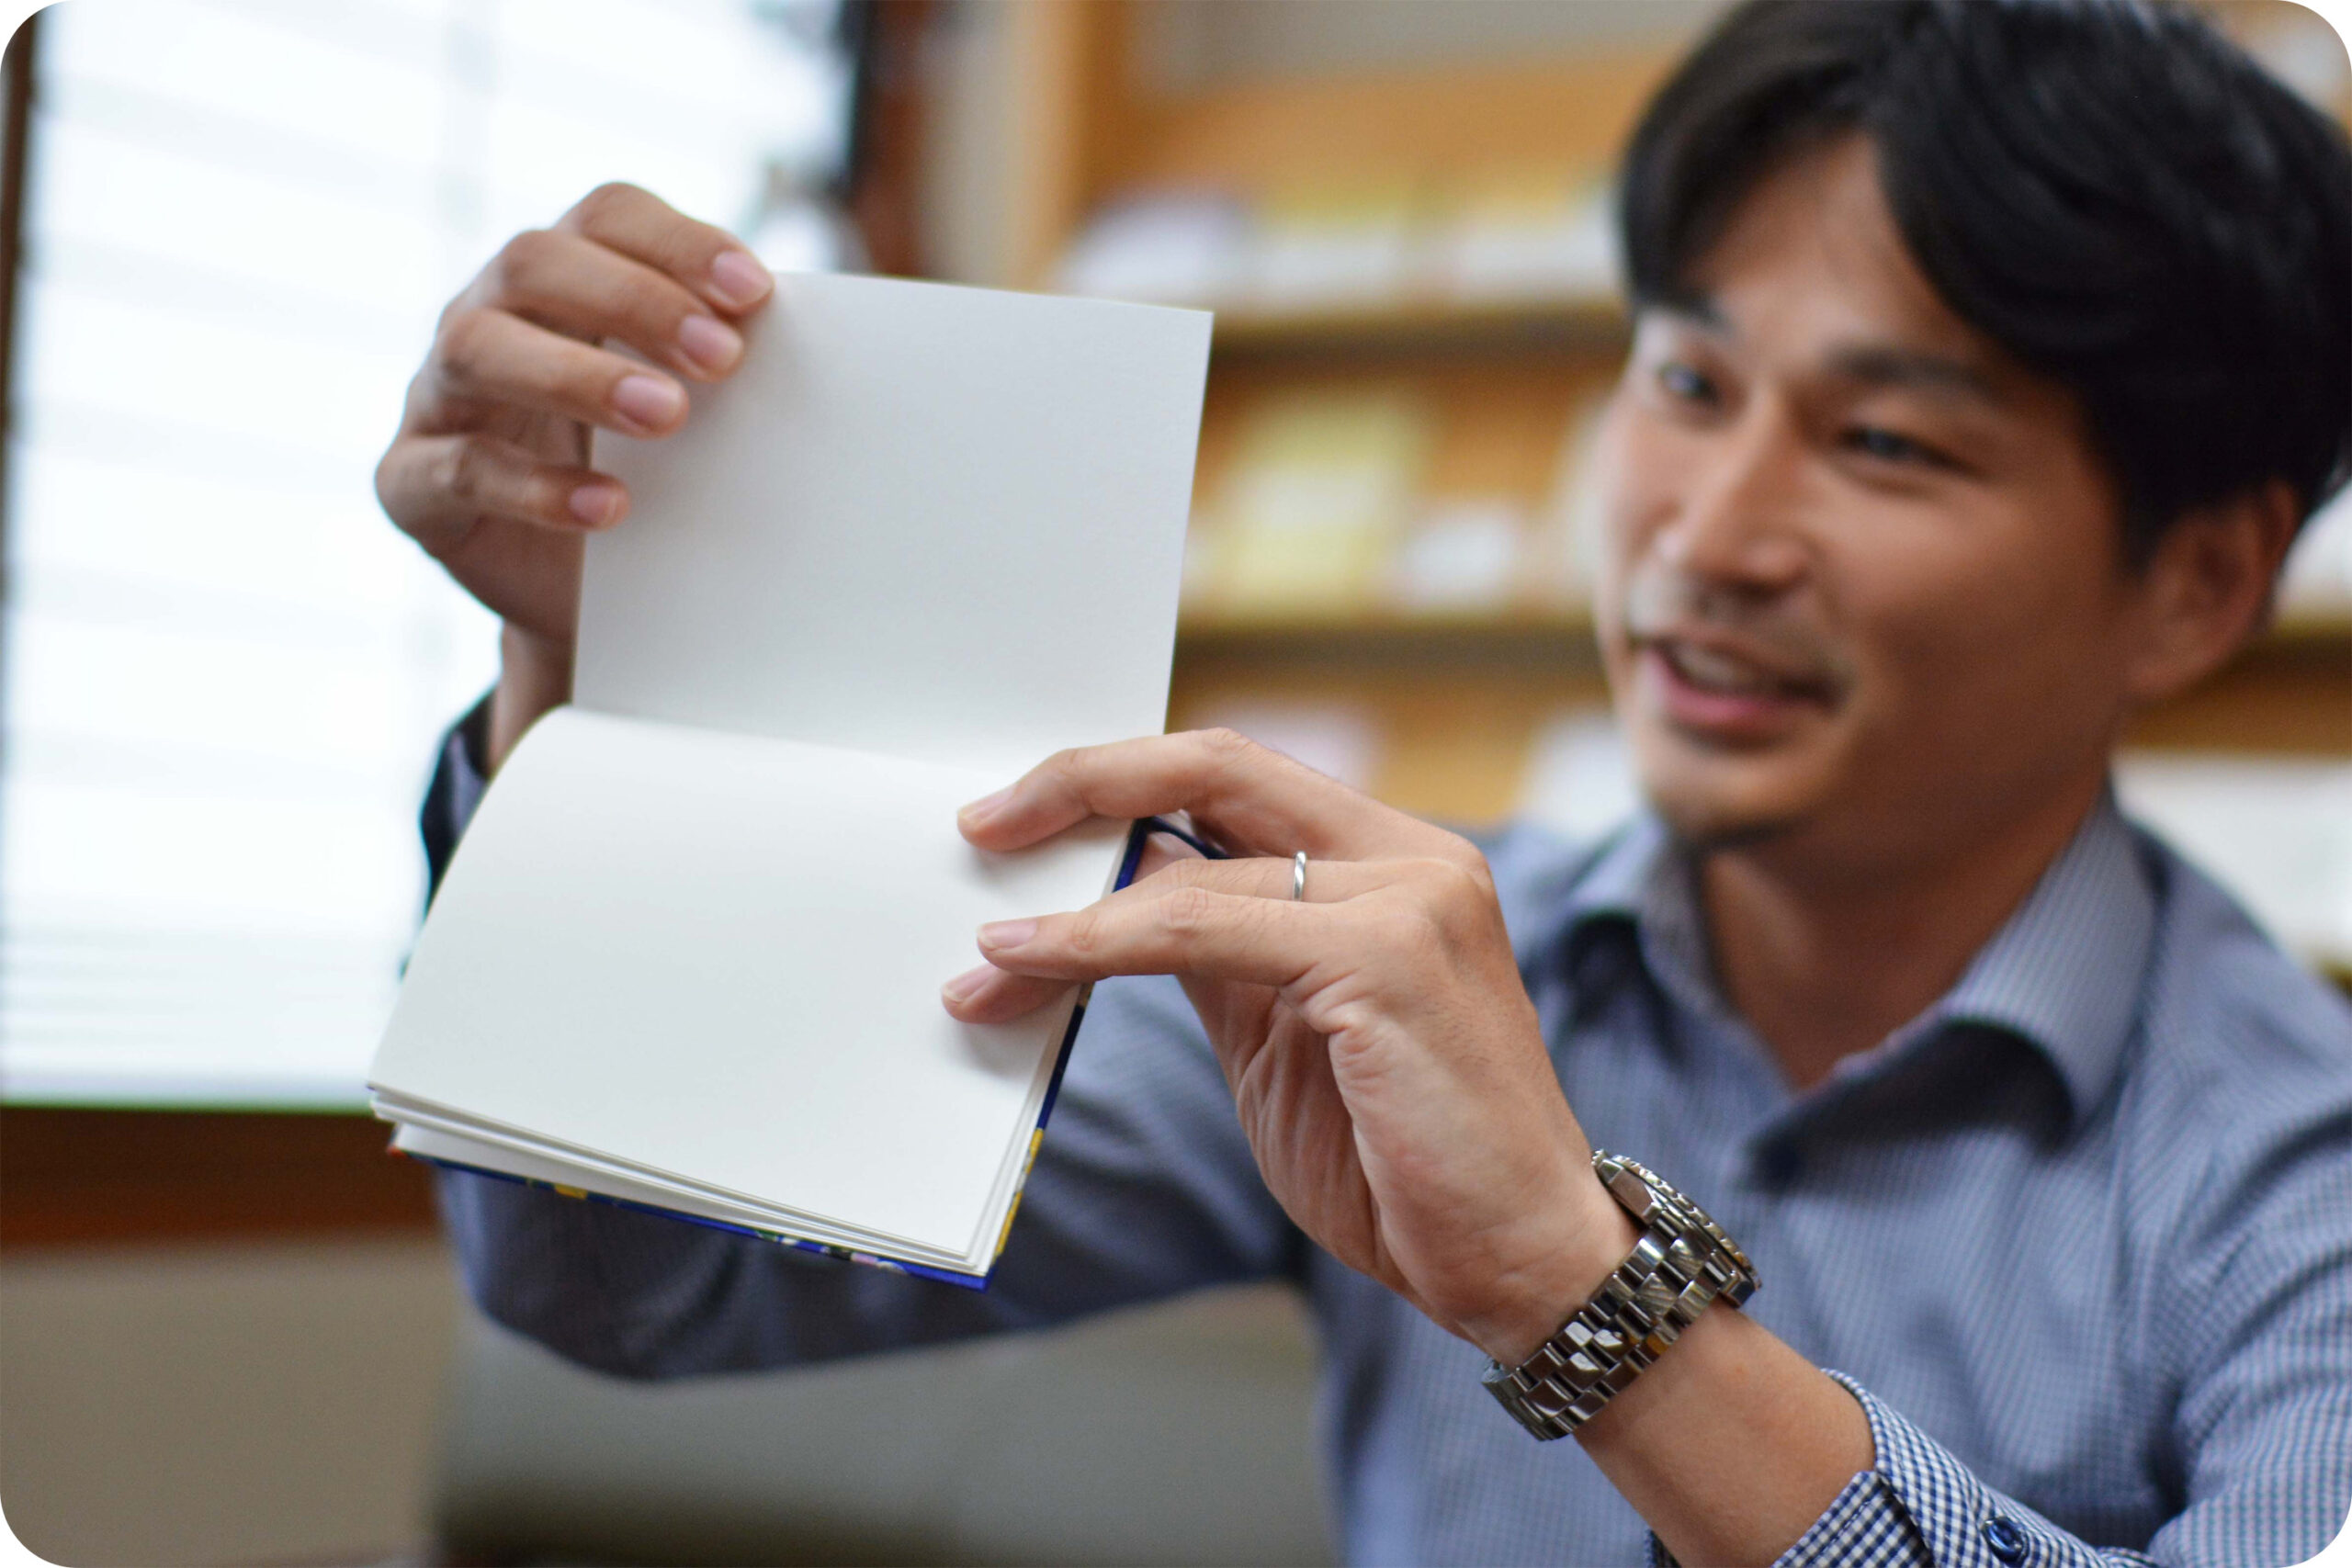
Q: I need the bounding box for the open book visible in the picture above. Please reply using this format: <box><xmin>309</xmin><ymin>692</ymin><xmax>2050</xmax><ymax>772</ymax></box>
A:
<box><xmin>368</xmin><ymin>273</ymin><xmax>1211</xmax><ymax>1285</ymax></box>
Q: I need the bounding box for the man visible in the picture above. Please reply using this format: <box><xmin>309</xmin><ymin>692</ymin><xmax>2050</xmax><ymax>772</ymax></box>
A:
<box><xmin>376</xmin><ymin>3</ymin><xmax>2352</xmax><ymax>1563</ymax></box>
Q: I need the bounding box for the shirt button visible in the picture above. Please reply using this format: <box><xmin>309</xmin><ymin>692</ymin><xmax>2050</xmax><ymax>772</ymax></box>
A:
<box><xmin>1982</xmin><ymin>1515</ymin><xmax>2029</xmax><ymax>1563</ymax></box>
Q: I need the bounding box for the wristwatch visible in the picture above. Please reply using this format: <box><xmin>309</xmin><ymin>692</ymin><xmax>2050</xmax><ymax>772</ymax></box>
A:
<box><xmin>1482</xmin><ymin>1151</ymin><xmax>1759</xmax><ymax>1440</ymax></box>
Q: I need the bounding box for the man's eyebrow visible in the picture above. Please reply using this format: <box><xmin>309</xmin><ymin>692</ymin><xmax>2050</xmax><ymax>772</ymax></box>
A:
<box><xmin>1646</xmin><ymin>302</ymin><xmax>2010</xmax><ymax>405</ymax></box>
<box><xmin>1826</xmin><ymin>344</ymin><xmax>2006</xmax><ymax>404</ymax></box>
<box><xmin>1654</xmin><ymin>296</ymin><xmax>1729</xmax><ymax>332</ymax></box>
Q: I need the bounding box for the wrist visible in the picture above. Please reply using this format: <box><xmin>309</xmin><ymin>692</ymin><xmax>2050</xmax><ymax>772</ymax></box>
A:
<box><xmin>1473</xmin><ymin>1168</ymin><xmax>1645</xmax><ymax>1367</ymax></box>
<box><xmin>489</xmin><ymin>622</ymin><xmax>575</xmax><ymax>773</ymax></box>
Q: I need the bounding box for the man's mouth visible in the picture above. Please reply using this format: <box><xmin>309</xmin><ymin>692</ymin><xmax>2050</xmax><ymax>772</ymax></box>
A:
<box><xmin>1631</xmin><ymin>632</ymin><xmax>1842</xmax><ymax>740</ymax></box>
<box><xmin>1649</xmin><ymin>637</ymin><xmax>1834</xmax><ymax>702</ymax></box>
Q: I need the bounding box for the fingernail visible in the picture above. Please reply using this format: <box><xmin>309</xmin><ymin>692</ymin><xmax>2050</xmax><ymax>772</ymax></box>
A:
<box><xmin>709</xmin><ymin>250</ymin><xmax>772</xmax><ymax>310</ymax></box>
<box><xmin>568</xmin><ymin>482</ymin><xmax>623</xmax><ymax>527</ymax></box>
<box><xmin>959</xmin><ymin>785</ymin><xmax>1015</xmax><ymax>826</ymax></box>
<box><xmin>978</xmin><ymin>919</ymin><xmax>1036</xmax><ymax>951</ymax></box>
<box><xmin>676</xmin><ymin>314</ymin><xmax>742</xmax><ymax>374</ymax></box>
<box><xmin>613</xmin><ymin>373</ymin><xmax>684</xmax><ymax>430</ymax></box>
<box><xmin>942</xmin><ymin>965</ymin><xmax>993</xmax><ymax>1005</ymax></box>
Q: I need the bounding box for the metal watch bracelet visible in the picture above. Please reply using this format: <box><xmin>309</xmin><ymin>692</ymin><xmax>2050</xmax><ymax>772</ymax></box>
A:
<box><xmin>1481</xmin><ymin>1151</ymin><xmax>1760</xmax><ymax>1440</ymax></box>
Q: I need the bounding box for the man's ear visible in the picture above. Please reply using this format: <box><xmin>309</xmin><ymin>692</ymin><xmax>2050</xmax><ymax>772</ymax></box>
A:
<box><xmin>2121</xmin><ymin>479</ymin><xmax>2301</xmax><ymax>705</ymax></box>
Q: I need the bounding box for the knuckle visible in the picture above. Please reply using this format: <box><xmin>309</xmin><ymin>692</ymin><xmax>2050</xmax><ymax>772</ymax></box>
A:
<box><xmin>1192</xmin><ymin>726</ymin><xmax>1261</xmax><ymax>788</ymax></box>
<box><xmin>1195</xmin><ymin>727</ymin><xmax>1256</xmax><ymax>762</ymax></box>
<box><xmin>570</xmin><ymin>180</ymin><xmax>646</xmax><ymax>229</ymax></box>
<box><xmin>372</xmin><ymin>445</ymin><xmax>406</xmax><ymax>517</ymax></box>
<box><xmin>1423</xmin><ymin>852</ymin><xmax>1494</xmax><ymax>908</ymax></box>
<box><xmin>618</xmin><ymin>268</ymin><xmax>684</xmax><ymax>327</ymax></box>
<box><xmin>434</xmin><ymin>306</ymin><xmax>494</xmax><ymax>381</ymax></box>
<box><xmin>1444</xmin><ymin>833</ymin><xmax>1496</xmax><ymax>884</ymax></box>
<box><xmin>1364</xmin><ymin>901</ymin><xmax>1438</xmax><ymax>958</ymax></box>
<box><xmin>1160</xmin><ymin>884</ymin><xmax>1222</xmax><ymax>934</ymax></box>
<box><xmin>440</xmin><ymin>435</ymin><xmax>495</xmax><ymax>504</ymax></box>
<box><xmin>1058</xmin><ymin>909</ymin><xmax>1102</xmax><ymax>961</ymax></box>
<box><xmin>488</xmin><ymin>228</ymin><xmax>556</xmax><ymax>295</ymax></box>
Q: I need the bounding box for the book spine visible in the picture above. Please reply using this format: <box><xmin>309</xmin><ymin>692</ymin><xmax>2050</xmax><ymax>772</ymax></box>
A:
<box><xmin>402</xmin><ymin>1150</ymin><xmax>990</xmax><ymax>1291</ymax></box>
<box><xmin>977</xmin><ymin>816</ymin><xmax>1159</xmax><ymax>1284</ymax></box>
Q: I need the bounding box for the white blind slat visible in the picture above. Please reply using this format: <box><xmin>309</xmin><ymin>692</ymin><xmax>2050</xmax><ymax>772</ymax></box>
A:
<box><xmin>3</xmin><ymin>0</ymin><xmax>853</xmax><ymax>1106</ymax></box>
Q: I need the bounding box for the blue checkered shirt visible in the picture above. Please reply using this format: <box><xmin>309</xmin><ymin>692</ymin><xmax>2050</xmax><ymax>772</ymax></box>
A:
<box><xmin>427</xmin><ymin>717</ymin><xmax>2352</xmax><ymax>1566</ymax></box>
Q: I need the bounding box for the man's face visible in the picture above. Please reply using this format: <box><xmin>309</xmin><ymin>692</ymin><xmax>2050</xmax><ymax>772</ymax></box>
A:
<box><xmin>1592</xmin><ymin>137</ymin><xmax>2142</xmax><ymax>873</ymax></box>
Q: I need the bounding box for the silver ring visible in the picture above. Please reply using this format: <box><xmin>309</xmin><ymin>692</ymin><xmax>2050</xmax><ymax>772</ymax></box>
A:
<box><xmin>1292</xmin><ymin>851</ymin><xmax>1308</xmax><ymax>902</ymax></box>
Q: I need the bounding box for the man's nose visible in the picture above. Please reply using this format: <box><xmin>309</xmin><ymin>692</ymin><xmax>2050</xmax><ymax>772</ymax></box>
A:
<box><xmin>1653</xmin><ymin>406</ymin><xmax>1811</xmax><ymax>595</ymax></box>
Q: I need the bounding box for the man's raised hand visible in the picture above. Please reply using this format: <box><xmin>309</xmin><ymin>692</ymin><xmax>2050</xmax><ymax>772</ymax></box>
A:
<box><xmin>374</xmin><ymin>183</ymin><xmax>770</xmax><ymax>761</ymax></box>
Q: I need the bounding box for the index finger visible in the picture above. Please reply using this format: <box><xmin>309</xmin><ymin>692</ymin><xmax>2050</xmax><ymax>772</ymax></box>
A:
<box><xmin>957</xmin><ymin>728</ymin><xmax>1430</xmax><ymax>863</ymax></box>
<box><xmin>556</xmin><ymin>182</ymin><xmax>773</xmax><ymax>317</ymax></box>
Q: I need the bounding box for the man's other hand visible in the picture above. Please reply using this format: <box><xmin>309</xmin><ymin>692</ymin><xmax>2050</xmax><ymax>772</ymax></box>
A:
<box><xmin>944</xmin><ymin>729</ymin><xmax>1638</xmax><ymax>1365</ymax></box>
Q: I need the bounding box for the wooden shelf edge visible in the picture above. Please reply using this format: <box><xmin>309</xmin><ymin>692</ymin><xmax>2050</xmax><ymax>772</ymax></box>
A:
<box><xmin>1178</xmin><ymin>610</ymin><xmax>2345</xmax><ymax>652</ymax></box>
<box><xmin>0</xmin><ymin>1107</ymin><xmax>437</xmax><ymax>1249</ymax></box>
<box><xmin>1208</xmin><ymin>297</ymin><xmax>1629</xmax><ymax>357</ymax></box>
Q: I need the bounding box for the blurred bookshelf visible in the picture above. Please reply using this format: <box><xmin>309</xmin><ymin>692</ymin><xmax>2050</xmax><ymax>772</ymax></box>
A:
<box><xmin>996</xmin><ymin>0</ymin><xmax>2352</xmax><ymax>987</ymax></box>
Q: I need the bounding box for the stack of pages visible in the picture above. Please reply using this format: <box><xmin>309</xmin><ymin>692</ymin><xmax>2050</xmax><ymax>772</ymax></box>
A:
<box><xmin>368</xmin><ymin>273</ymin><xmax>1211</xmax><ymax>1285</ymax></box>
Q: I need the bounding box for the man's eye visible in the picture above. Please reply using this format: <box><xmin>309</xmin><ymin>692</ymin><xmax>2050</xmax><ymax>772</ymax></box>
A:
<box><xmin>1657</xmin><ymin>361</ymin><xmax>1715</xmax><ymax>404</ymax></box>
<box><xmin>1842</xmin><ymin>425</ymin><xmax>1944</xmax><ymax>466</ymax></box>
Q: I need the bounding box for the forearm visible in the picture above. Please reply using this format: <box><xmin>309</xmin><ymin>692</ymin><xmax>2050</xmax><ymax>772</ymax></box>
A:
<box><xmin>436</xmin><ymin>1165</ymin><xmax>1041</xmax><ymax>1379</ymax></box>
<box><xmin>1576</xmin><ymin>1300</ymin><xmax>1874</xmax><ymax>1567</ymax></box>
<box><xmin>488</xmin><ymin>622</ymin><xmax>573</xmax><ymax>774</ymax></box>
<box><xmin>1475</xmin><ymin>1186</ymin><xmax>1873</xmax><ymax>1568</ymax></box>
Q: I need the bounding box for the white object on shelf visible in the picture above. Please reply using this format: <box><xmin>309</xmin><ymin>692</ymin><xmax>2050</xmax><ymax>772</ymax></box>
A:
<box><xmin>1213</xmin><ymin>393</ymin><xmax>1430</xmax><ymax>614</ymax></box>
<box><xmin>1391</xmin><ymin>499</ymin><xmax>1528</xmax><ymax>611</ymax></box>
<box><xmin>1534</xmin><ymin>392</ymin><xmax>1615</xmax><ymax>606</ymax></box>
<box><xmin>2114</xmin><ymin>752</ymin><xmax>2352</xmax><ymax>972</ymax></box>
<box><xmin>1246</xmin><ymin>187</ymin><xmax>1421</xmax><ymax>310</ymax></box>
<box><xmin>1436</xmin><ymin>175</ymin><xmax>1620</xmax><ymax>303</ymax></box>
<box><xmin>1057</xmin><ymin>194</ymin><xmax>1253</xmax><ymax>309</ymax></box>
<box><xmin>2279</xmin><ymin>487</ymin><xmax>2352</xmax><ymax>617</ymax></box>
<box><xmin>1516</xmin><ymin>707</ymin><xmax>1642</xmax><ymax>845</ymax></box>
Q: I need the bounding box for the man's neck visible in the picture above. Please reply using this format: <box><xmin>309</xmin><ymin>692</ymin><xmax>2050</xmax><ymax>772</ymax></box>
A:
<box><xmin>1698</xmin><ymin>767</ymin><xmax>2112</xmax><ymax>1092</ymax></box>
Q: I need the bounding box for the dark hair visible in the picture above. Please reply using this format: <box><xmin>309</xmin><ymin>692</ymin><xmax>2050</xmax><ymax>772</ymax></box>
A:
<box><xmin>1620</xmin><ymin>0</ymin><xmax>2352</xmax><ymax>563</ymax></box>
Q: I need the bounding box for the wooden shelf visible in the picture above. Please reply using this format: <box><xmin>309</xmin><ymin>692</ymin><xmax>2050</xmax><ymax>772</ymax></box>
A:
<box><xmin>1179</xmin><ymin>609</ymin><xmax>1601</xmax><ymax>677</ymax></box>
<box><xmin>1180</xmin><ymin>606</ymin><xmax>2345</xmax><ymax>658</ymax></box>
<box><xmin>2269</xmin><ymin>604</ymin><xmax>2352</xmax><ymax>642</ymax></box>
<box><xmin>1209</xmin><ymin>297</ymin><xmax>1627</xmax><ymax>360</ymax></box>
<box><xmin>1019</xmin><ymin>1</ymin><xmax>2351</xmax><ymax>830</ymax></box>
<box><xmin>0</xmin><ymin>1107</ymin><xmax>436</xmax><ymax>1248</ymax></box>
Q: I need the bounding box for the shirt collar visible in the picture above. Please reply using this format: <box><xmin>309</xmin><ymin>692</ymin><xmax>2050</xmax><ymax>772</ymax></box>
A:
<box><xmin>1924</xmin><ymin>792</ymin><xmax>2154</xmax><ymax>1122</ymax></box>
<box><xmin>1509</xmin><ymin>813</ymin><xmax>1663</xmax><ymax>972</ymax></box>
<box><xmin>1526</xmin><ymin>793</ymin><xmax>2156</xmax><ymax>1127</ymax></box>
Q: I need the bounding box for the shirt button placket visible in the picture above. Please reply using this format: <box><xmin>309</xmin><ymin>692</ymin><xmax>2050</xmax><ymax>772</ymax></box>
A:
<box><xmin>1982</xmin><ymin>1514</ymin><xmax>2030</xmax><ymax>1564</ymax></box>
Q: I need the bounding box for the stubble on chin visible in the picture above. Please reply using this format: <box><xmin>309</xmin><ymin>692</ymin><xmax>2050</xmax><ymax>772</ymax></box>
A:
<box><xmin>1629</xmin><ymin>735</ymin><xmax>1816</xmax><ymax>857</ymax></box>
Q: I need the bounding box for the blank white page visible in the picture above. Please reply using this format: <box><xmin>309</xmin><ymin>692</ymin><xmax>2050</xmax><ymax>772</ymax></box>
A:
<box><xmin>580</xmin><ymin>273</ymin><xmax>1211</xmax><ymax>780</ymax></box>
<box><xmin>369</xmin><ymin>706</ymin><xmax>1131</xmax><ymax>1257</ymax></box>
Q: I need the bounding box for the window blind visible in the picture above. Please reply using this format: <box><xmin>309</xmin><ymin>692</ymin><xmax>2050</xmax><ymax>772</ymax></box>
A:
<box><xmin>1</xmin><ymin>0</ymin><xmax>851</xmax><ymax>1105</ymax></box>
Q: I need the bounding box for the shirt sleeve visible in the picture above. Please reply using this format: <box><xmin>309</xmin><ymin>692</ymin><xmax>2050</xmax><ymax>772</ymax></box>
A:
<box><xmin>418</xmin><ymin>700</ymin><xmax>1303</xmax><ymax>1379</ymax></box>
<box><xmin>1756</xmin><ymin>1377</ymin><xmax>2164</xmax><ymax>1568</ymax></box>
<box><xmin>1738</xmin><ymin>1099</ymin><xmax>2352</xmax><ymax>1568</ymax></box>
<box><xmin>1636</xmin><ymin>1379</ymin><xmax>2161</xmax><ymax>1568</ymax></box>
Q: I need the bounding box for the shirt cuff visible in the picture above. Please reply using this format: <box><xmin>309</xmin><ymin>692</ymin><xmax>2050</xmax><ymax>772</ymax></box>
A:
<box><xmin>1642</xmin><ymin>1471</ymin><xmax>1927</xmax><ymax>1568</ymax></box>
<box><xmin>1771</xmin><ymin>1371</ymin><xmax>2158</xmax><ymax>1568</ymax></box>
<box><xmin>449</xmin><ymin>692</ymin><xmax>492</xmax><ymax>819</ymax></box>
<box><xmin>419</xmin><ymin>692</ymin><xmax>495</xmax><ymax>903</ymax></box>
<box><xmin>1643</xmin><ymin>1371</ymin><xmax>2161</xmax><ymax>1568</ymax></box>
